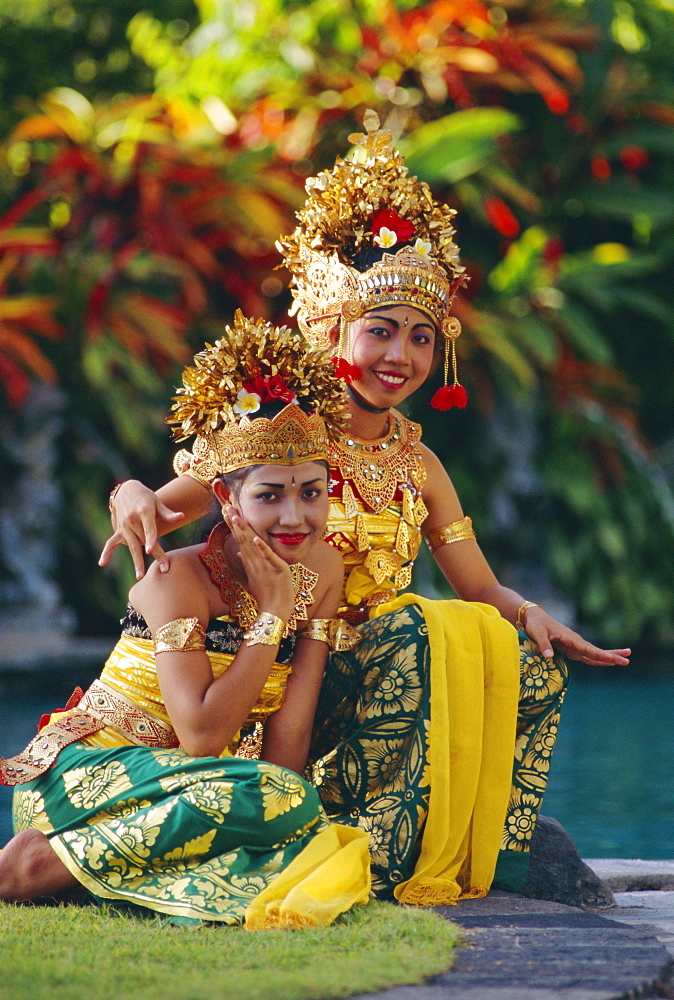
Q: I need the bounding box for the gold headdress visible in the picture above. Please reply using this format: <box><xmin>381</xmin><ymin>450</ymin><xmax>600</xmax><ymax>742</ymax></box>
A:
<box><xmin>170</xmin><ymin>311</ymin><xmax>348</xmax><ymax>483</ymax></box>
<box><xmin>278</xmin><ymin>110</ymin><xmax>469</xmax><ymax>408</ymax></box>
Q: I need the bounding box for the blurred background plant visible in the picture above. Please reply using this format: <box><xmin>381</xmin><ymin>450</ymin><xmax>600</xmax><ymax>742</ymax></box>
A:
<box><xmin>0</xmin><ymin>0</ymin><xmax>672</xmax><ymax>647</ymax></box>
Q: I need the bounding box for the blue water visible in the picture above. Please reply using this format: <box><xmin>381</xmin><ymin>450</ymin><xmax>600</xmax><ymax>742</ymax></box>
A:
<box><xmin>1</xmin><ymin>670</ymin><xmax>673</xmax><ymax>858</ymax></box>
<box><xmin>542</xmin><ymin>670</ymin><xmax>674</xmax><ymax>859</ymax></box>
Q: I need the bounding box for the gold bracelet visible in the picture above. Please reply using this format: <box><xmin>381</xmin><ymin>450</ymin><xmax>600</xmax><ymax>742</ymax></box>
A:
<box><xmin>108</xmin><ymin>481</ymin><xmax>125</xmax><ymax>515</ymax></box>
<box><xmin>153</xmin><ymin>617</ymin><xmax>206</xmax><ymax>654</ymax></box>
<box><xmin>425</xmin><ymin>516</ymin><xmax>476</xmax><ymax>554</ymax></box>
<box><xmin>244</xmin><ymin>613</ymin><xmax>285</xmax><ymax>647</ymax></box>
<box><xmin>515</xmin><ymin>601</ymin><xmax>541</xmax><ymax>631</ymax></box>
<box><xmin>297</xmin><ymin>618</ymin><xmax>362</xmax><ymax>651</ymax></box>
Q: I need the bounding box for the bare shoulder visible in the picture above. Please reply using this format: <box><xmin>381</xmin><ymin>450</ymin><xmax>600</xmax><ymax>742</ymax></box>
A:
<box><xmin>129</xmin><ymin>544</ymin><xmax>208</xmax><ymax>608</ymax></box>
<box><xmin>303</xmin><ymin>539</ymin><xmax>343</xmax><ymax>579</ymax></box>
<box><xmin>416</xmin><ymin>441</ymin><xmax>452</xmax><ymax>485</ymax></box>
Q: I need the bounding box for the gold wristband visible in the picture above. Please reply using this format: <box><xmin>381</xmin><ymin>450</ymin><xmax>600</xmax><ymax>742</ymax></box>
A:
<box><xmin>244</xmin><ymin>613</ymin><xmax>285</xmax><ymax>647</ymax></box>
<box><xmin>298</xmin><ymin>618</ymin><xmax>362</xmax><ymax>651</ymax></box>
<box><xmin>515</xmin><ymin>602</ymin><xmax>541</xmax><ymax>631</ymax></box>
<box><xmin>153</xmin><ymin>617</ymin><xmax>206</xmax><ymax>654</ymax></box>
<box><xmin>425</xmin><ymin>516</ymin><xmax>476</xmax><ymax>554</ymax></box>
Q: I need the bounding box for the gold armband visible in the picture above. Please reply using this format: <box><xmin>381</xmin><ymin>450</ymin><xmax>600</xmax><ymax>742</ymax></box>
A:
<box><xmin>515</xmin><ymin>601</ymin><xmax>542</xmax><ymax>631</ymax></box>
<box><xmin>244</xmin><ymin>613</ymin><xmax>285</xmax><ymax>647</ymax></box>
<box><xmin>298</xmin><ymin>618</ymin><xmax>362</xmax><ymax>651</ymax></box>
<box><xmin>153</xmin><ymin>617</ymin><xmax>206</xmax><ymax>654</ymax></box>
<box><xmin>425</xmin><ymin>516</ymin><xmax>476</xmax><ymax>554</ymax></box>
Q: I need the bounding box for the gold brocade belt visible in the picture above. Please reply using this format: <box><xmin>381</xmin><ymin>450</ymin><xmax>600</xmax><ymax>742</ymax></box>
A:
<box><xmin>0</xmin><ymin>633</ymin><xmax>293</xmax><ymax>786</ymax></box>
<box><xmin>0</xmin><ymin>679</ymin><xmax>179</xmax><ymax>787</ymax></box>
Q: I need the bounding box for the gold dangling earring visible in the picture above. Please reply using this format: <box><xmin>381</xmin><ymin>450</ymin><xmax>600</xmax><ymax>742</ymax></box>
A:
<box><xmin>431</xmin><ymin>318</ymin><xmax>468</xmax><ymax>410</ymax></box>
<box><xmin>332</xmin><ymin>302</ymin><xmax>362</xmax><ymax>383</ymax></box>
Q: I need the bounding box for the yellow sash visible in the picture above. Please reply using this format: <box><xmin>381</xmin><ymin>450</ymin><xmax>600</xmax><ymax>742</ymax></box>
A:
<box><xmin>370</xmin><ymin>594</ymin><xmax>520</xmax><ymax>905</ymax></box>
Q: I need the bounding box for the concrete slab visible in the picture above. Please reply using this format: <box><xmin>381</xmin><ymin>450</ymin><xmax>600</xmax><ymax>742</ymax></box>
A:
<box><xmin>608</xmin><ymin>890</ymin><xmax>674</xmax><ymax>958</ymax></box>
<box><xmin>351</xmin><ymin>892</ymin><xmax>674</xmax><ymax>1000</ymax></box>
<box><xmin>584</xmin><ymin>859</ymin><xmax>674</xmax><ymax>892</ymax></box>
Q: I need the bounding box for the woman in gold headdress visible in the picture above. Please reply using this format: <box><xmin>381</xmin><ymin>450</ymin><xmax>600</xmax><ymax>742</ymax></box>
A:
<box><xmin>100</xmin><ymin>115</ymin><xmax>630</xmax><ymax>904</ymax></box>
<box><xmin>0</xmin><ymin>313</ymin><xmax>371</xmax><ymax>927</ymax></box>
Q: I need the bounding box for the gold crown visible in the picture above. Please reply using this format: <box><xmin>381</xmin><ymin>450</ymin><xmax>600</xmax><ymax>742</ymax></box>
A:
<box><xmin>169</xmin><ymin>311</ymin><xmax>347</xmax><ymax>480</ymax></box>
<box><xmin>278</xmin><ymin>110</ymin><xmax>467</xmax><ymax>350</ymax></box>
<box><xmin>173</xmin><ymin>404</ymin><xmax>331</xmax><ymax>480</ymax></box>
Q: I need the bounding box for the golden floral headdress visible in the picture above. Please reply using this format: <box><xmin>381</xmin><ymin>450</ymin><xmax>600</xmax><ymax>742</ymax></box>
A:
<box><xmin>277</xmin><ymin>110</ymin><xmax>470</xmax><ymax>408</ymax></box>
<box><xmin>170</xmin><ymin>311</ymin><xmax>348</xmax><ymax>482</ymax></box>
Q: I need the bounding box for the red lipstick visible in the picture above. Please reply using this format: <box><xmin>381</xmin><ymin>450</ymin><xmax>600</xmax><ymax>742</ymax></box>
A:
<box><xmin>271</xmin><ymin>533</ymin><xmax>308</xmax><ymax>546</ymax></box>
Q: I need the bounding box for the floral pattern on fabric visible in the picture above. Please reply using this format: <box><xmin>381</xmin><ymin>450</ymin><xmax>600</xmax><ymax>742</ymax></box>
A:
<box><xmin>15</xmin><ymin>743</ymin><xmax>329</xmax><ymax>924</ymax></box>
<box><xmin>13</xmin><ymin>788</ymin><xmax>53</xmax><ymax>834</ymax></box>
<box><xmin>499</xmin><ymin>637</ymin><xmax>568</xmax><ymax>855</ymax></box>
<box><xmin>310</xmin><ymin>609</ymin><xmax>568</xmax><ymax>895</ymax></box>
<box><xmin>308</xmin><ymin>606</ymin><xmax>431</xmax><ymax>897</ymax></box>
<box><xmin>258</xmin><ymin>763</ymin><xmax>308</xmax><ymax>821</ymax></box>
<box><xmin>63</xmin><ymin>760</ymin><xmax>133</xmax><ymax>809</ymax></box>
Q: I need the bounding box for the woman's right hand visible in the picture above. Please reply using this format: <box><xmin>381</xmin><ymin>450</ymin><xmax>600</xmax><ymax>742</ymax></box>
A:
<box><xmin>224</xmin><ymin>506</ymin><xmax>295</xmax><ymax>623</ymax></box>
<box><xmin>99</xmin><ymin>480</ymin><xmax>185</xmax><ymax>579</ymax></box>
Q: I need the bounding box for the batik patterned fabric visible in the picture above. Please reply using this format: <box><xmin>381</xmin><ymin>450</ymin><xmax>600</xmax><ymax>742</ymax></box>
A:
<box><xmin>8</xmin><ymin>611</ymin><xmax>371</xmax><ymax>925</ymax></box>
<box><xmin>492</xmin><ymin>635</ymin><xmax>568</xmax><ymax>890</ymax></box>
<box><xmin>14</xmin><ymin>744</ymin><xmax>326</xmax><ymax>924</ymax></box>
<box><xmin>308</xmin><ymin>604</ymin><xmax>431</xmax><ymax>897</ymax></box>
<box><xmin>308</xmin><ymin>605</ymin><xmax>568</xmax><ymax>898</ymax></box>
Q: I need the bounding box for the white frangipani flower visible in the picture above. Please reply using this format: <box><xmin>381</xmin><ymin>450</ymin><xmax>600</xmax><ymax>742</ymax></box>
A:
<box><xmin>373</xmin><ymin>226</ymin><xmax>398</xmax><ymax>248</ymax></box>
<box><xmin>233</xmin><ymin>388</ymin><xmax>261</xmax><ymax>415</ymax></box>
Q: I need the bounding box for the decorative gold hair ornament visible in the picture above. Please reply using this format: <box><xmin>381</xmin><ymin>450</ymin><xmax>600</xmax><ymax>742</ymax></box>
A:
<box><xmin>169</xmin><ymin>311</ymin><xmax>348</xmax><ymax>482</ymax></box>
<box><xmin>277</xmin><ymin>110</ymin><xmax>469</xmax><ymax>408</ymax></box>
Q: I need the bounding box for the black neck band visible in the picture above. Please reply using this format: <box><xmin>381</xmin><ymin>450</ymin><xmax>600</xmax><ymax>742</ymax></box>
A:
<box><xmin>347</xmin><ymin>385</ymin><xmax>390</xmax><ymax>414</ymax></box>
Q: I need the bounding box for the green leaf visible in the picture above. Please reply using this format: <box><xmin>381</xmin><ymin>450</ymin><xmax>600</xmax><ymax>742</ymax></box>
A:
<box><xmin>576</xmin><ymin>185</ymin><xmax>674</xmax><ymax>227</ymax></box>
<box><xmin>557</xmin><ymin>302</ymin><xmax>615</xmax><ymax>364</ymax></box>
<box><xmin>402</xmin><ymin>109</ymin><xmax>521</xmax><ymax>183</ymax></box>
<box><xmin>509</xmin><ymin>313</ymin><xmax>558</xmax><ymax>366</ymax></box>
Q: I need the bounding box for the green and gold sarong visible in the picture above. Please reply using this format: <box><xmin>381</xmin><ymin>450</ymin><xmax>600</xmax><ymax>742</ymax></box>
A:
<box><xmin>3</xmin><ymin>615</ymin><xmax>371</xmax><ymax>927</ymax></box>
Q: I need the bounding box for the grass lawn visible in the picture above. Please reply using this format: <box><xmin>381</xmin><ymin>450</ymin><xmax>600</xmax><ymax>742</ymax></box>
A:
<box><xmin>0</xmin><ymin>899</ymin><xmax>460</xmax><ymax>1000</ymax></box>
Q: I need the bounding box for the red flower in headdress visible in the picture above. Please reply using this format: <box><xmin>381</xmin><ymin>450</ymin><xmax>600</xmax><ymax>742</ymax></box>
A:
<box><xmin>370</xmin><ymin>208</ymin><xmax>416</xmax><ymax>245</ymax></box>
<box><xmin>243</xmin><ymin>374</ymin><xmax>296</xmax><ymax>404</ymax></box>
<box><xmin>331</xmin><ymin>357</ymin><xmax>363</xmax><ymax>383</ymax></box>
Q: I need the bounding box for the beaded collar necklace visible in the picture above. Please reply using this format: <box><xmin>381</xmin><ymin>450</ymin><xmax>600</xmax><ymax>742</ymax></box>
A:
<box><xmin>200</xmin><ymin>522</ymin><xmax>318</xmax><ymax>636</ymax></box>
<box><xmin>329</xmin><ymin>410</ymin><xmax>427</xmax><ymax>514</ymax></box>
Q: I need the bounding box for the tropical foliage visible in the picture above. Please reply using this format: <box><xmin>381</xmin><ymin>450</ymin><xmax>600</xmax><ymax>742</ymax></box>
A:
<box><xmin>0</xmin><ymin>0</ymin><xmax>672</xmax><ymax>645</ymax></box>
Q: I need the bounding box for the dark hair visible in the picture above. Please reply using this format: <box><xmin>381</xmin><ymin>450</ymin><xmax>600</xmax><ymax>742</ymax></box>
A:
<box><xmin>349</xmin><ymin>240</ymin><xmax>415</xmax><ymax>273</ymax></box>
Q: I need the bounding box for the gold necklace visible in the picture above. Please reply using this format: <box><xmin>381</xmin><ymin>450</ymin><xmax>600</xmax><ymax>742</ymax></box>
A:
<box><xmin>200</xmin><ymin>522</ymin><xmax>318</xmax><ymax>636</ymax></box>
<box><xmin>329</xmin><ymin>409</ymin><xmax>427</xmax><ymax>513</ymax></box>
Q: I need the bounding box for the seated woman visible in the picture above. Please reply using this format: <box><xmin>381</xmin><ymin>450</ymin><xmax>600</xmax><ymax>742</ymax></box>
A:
<box><xmin>0</xmin><ymin>313</ymin><xmax>370</xmax><ymax>928</ymax></box>
<box><xmin>99</xmin><ymin>116</ymin><xmax>630</xmax><ymax>903</ymax></box>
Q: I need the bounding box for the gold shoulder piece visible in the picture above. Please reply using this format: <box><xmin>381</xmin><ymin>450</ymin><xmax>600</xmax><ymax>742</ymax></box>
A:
<box><xmin>298</xmin><ymin>618</ymin><xmax>362</xmax><ymax>651</ymax></box>
<box><xmin>425</xmin><ymin>516</ymin><xmax>476</xmax><ymax>554</ymax></box>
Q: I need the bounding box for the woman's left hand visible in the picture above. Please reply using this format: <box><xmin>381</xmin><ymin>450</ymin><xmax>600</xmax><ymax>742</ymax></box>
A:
<box><xmin>522</xmin><ymin>606</ymin><xmax>631</xmax><ymax>665</ymax></box>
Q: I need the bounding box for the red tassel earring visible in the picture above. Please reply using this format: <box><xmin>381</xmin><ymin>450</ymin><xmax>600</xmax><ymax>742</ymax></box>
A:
<box><xmin>431</xmin><ymin>317</ymin><xmax>467</xmax><ymax>410</ymax></box>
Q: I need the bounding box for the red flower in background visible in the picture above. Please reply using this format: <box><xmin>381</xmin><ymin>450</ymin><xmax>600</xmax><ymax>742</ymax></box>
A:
<box><xmin>370</xmin><ymin>208</ymin><xmax>416</xmax><ymax>244</ymax></box>
<box><xmin>243</xmin><ymin>374</ymin><xmax>296</xmax><ymax>403</ymax></box>
<box><xmin>591</xmin><ymin>156</ymin><xmax>612</xmax><ymax>180</ymax></box>
<box><xmin>619</xmin><ymin>145</ymin><xmax>649</xmax><ymax>171</ymax></box>
<box><xmin>484</xmin><ymin>197</ymin><xmax>520</xmax><ymax>238</ymax></box>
